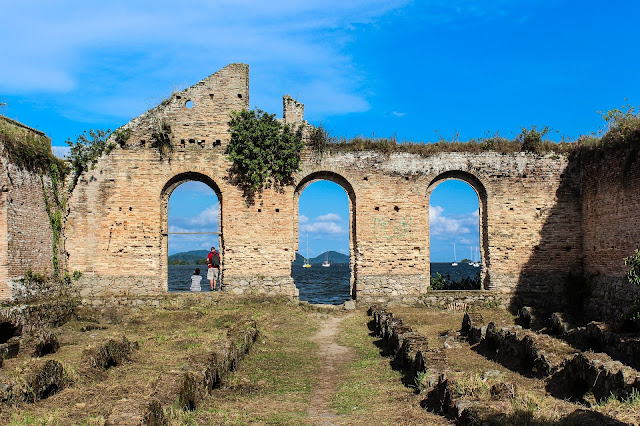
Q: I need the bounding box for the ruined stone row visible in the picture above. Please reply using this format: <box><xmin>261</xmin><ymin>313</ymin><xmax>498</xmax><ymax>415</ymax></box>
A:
<box><xmin>0</xmin><ymin>359</ymin><xmax>66</xmax><ymax>403</ymax></box>
<box><xmin>559</xmin><ymin>352</ymin><xmax>640</xmax><ymax>401</ymax></box>
<box><xmin>106</xmin><ymin>320</ymin><xmax>259</xmax><ymax>424</ymax></box>
<box><xmin>82</xmin><ymin>336</ymin><xmax>139</xmax><ymax>372</ymax></box>
<box><xmin>467</xmin><ymin>312</ymin><xmax>640</xmax><ymax>402</ymax></box>
<box><xmin>519</xmin><ymin>307</ymin><xmax>640</xmax><ymax>372</ymax></box>
<box><xmin>369</xmin><ymin>306</ymin><xmax>506</xmax><ymax>422</ymax></box>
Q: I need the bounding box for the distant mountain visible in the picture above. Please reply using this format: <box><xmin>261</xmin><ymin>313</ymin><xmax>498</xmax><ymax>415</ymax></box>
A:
<box><xmin>168</xmin><ymin>250</ymin><xmax>210</xmax><ymax>265</ymax></box>
<box><xmin>294</xmin><ymin>250</ymin><xmax>349</xmax><ymax>264</ymax></box>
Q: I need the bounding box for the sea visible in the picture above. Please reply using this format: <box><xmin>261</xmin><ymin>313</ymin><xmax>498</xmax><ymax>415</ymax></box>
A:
<box><xmin>169</xmin><ymin>262</ymin><xmax>480</xmax><ymax>304</ymax></box>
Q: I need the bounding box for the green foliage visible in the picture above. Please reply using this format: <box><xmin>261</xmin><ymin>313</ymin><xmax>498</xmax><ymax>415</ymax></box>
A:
<box><xmin>0</xmin><ymin>117</ymin><xmax>68</xmax><ymax>175</ymax></box>
<box><xmin>624</xmin><ymin>249</ymin><xmax>640</xmax><ymax>287</ymax></box>
<box><xmin>151</xmin><ymin>119</ymin><xmax>172</xmax><ymax>158</ymax></box>
<box><xmin>572</xmin><ymin>103</ymin><xmax>640</xmax><ymax>178</ymax></box>
<box><xmin>623</xmin><ymin>249</ymin><xmax>640</xmax><ymax>320</ymax></box>
<box><xmin>113</xmin><ymin>128</ymin><xmax>132</xmax><ymax>148</ymax></box>
<box><xmin>226</xmin><ymin>109</ymin><xmax>305</xmax><ymax>194</ymax></box>
<box><xmin>430</xmin><ymin>272</ymin><xmax>481</xmax><ymax>290</ymax></box>
<box><xmin>308</xmin><ymin>125</ymin><xmax>331</xmax><ymax>156</ymax></box>
<box><xmin>41</xmin><ymin>163</ymin><xmax>65</xmax><ymax>277</ymax></box>
<box><xmin>517</xmin><ymin>125</ymin><xmax>550</xmax><ymax>153</ymax></box>
<box><xmin>65</xmin><ymin>129</ymin><xmax>114</xmax><ymax>192</ymax></box>
<box><xmin>72</xmin><ymin>270</ymin><xmax>83</xmax><ymax>280</ymax></box>
<box><xmin>22</xmin><ymin>268</ymin><xmax>47</xmax><ymax>284</ymax></box>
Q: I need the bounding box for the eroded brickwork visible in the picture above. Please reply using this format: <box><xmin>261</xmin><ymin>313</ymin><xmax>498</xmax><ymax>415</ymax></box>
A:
<box><xmin>581</xmin><ymin>149</ymin><xmax>640</xmax><ymax>320</ymax></box>
<box><xmin>8</xmin><ymin>63</ymin><xmax>638</xmax><ymax>317</ymax></box>
<box><xmin>62</xmin><ymin>64</ymin><xmax>583</xmax><ymax>305</ymax></box>
<box><xmin>0</xmin><ymin>118</ymin><xmax>56</xmax><ymax>299</ymax></box>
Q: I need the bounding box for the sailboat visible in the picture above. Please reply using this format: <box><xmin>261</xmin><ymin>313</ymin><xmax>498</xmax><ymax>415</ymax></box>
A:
<box><xmin>303</xmin><ymin>234</ymin><xmax>311</xmax><ymax>268</ymax></box>
<box><xmin>322</xmin><ymin>251</ymin><xmax>330</xmax><ymax>267</ymax></box>
<box><xmin>468</xmin><ymin>247</ymin><xmax>474</xmax><ymax>266</ymax></box>
<box><xmin>451</xmin><ymin>243</ymin><xmax>458</xmax><ymax>266</ymax></box>
<box><xmin>473</xmin><ymin>246</ymin><xmax>480</xmax><ymax>267</ymax></box>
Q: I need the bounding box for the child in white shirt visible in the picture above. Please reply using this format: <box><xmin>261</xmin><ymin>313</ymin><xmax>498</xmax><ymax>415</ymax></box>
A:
<box><xmin>190</xmin><ymin>268</ymin><xmax>203</xmax><ymax>292</ymax></box>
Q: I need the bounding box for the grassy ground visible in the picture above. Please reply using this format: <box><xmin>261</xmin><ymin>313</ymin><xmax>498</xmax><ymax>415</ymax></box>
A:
<box><xmin>3</xmin><ymin>298</ymin><xmax>639</xmax><ymax>424</ymax></box>
<box><xmin>392</xmin><ymin>306</ymin><xmax>640</xmax><ymax>425</ymax></box>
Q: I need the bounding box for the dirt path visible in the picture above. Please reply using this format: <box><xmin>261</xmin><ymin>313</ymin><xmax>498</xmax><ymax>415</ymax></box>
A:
<box><xmin>307</xmin><ymin>313</ymin><xmax>355</xmax><ymax>425</ymax></box>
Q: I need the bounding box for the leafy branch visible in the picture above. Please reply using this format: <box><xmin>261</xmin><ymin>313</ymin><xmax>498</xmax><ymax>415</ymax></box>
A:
<box><xmin>226</xmin><ymin>109</ymin><xmax>304</xmax><ymax>196</ymax></box>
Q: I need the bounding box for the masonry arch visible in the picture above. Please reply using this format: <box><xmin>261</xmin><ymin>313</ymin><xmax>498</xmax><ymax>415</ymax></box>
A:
<box><xmin>293</xmin><ymin>171</ymin><xmax>357</xmax><ymax>301</ymax></box>
<box><xmin>427</xmin><ymin>170</ymin><xmax>490</xmax><ymax>289</ymax></box>
<box><xmin>160</xmin><ymin>172</ymin><xmax>223</xmax><ymax>292</ymax></box>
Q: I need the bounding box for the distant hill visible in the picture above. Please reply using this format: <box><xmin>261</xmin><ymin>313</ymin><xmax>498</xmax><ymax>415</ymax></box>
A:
<box><xmin>170</xmin><ymin>249</ymin><xmax>349</xmax><ymax>265</ymax></box>
<box><xmin>294</xmin><ymin>251</ymin><xmax>349</xmax><ymax>264</ymax></box>
<box><xmin>168</xmin><ymin>250</ymin><xmax>210</xmax><ymax>265</ymax></box>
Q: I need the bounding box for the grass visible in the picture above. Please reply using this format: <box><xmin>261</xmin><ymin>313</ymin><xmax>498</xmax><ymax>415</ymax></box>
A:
<box><xmin>0</xmin><ymin>116</ymin><xmax>67</xmax><ymax>175</ymax></box>
<box><xmin>3</xmin><ymin>298</ymin><xmax>639</xmax><ymax>424</ymax></box>
<box><xmin>390</xmin><ymin>306</ymin><xmax>640</xmax><ymax>425</ymax></box>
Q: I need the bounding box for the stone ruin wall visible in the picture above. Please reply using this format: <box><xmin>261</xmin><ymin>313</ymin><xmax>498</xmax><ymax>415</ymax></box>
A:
<box><xmin>62</xmin><ymin>63</ymin><xmax>583</xmax><ymax>308</ymax></box>
<box><xmin>581</xmin><ymin>148</ymin><xmax>640</xmax><ymax>320</ymax></box>
<box><xmin>0</xmin><ymin>118</ymin><xmax>56</xmax><ymax>300</ymax></box>
<box><xmin>3</xmin><ymin>62</ymin><xmax>639</xmax><ymax>319</ymax></box>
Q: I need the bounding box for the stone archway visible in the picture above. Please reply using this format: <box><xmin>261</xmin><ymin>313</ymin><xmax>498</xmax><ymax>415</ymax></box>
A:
<box><xmin>427</xmin><ymin>170</ymin><xmax>490</xmax><ymax>290</ymax></box>
<box><xmin>293</xmin><ymin>171</ymin><xmax>357</xmax><ymax>299</ymax></box>
<box><xmin>160</xmin><ymin>172</ymin><xmax>223</xmax><ymax>292</ymax></box>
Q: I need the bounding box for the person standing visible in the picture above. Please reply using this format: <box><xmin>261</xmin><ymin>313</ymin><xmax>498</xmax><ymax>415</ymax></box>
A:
<box><xmin>207</xmin><ymin>246</ymin><xmax>220</xmax><ymax>291</ymax></box>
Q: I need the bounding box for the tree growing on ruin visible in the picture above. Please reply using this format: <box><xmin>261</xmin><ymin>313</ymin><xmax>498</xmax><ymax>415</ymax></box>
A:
<box><xmin>226</xmin><ymin>109</ymin><xmax>304</xmax><ymax>195</ymax></box>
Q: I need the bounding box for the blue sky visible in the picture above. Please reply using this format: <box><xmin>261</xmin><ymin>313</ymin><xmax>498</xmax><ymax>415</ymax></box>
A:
<box><xmin>2</xmin><ymin>1</ymin><xmax>639</xmax><ymax>259</ymax></box>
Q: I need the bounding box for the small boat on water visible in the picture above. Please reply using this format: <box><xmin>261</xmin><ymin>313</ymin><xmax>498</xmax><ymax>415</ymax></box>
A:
<box><xmin>303</xmin><ymin>234</ymin><xmax>311</xmax><ymax>268</ymax></box>
<box><xmin>451</xmin><ymin>243</ymin><xmax>458</xmax><ymax>267</ymax></box>
<box><xmin>322</xmin><ymin>251</ymin><xmax>330</xmax><ymax>267</ymax></box>
<box><xmin>473</xmin><ymin>246</ymin><xmax>480</xmax><ymax>267</ymax></box>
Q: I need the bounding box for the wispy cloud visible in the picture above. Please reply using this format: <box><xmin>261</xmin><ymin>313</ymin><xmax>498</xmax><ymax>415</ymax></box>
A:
<box><xmin>429</xmin><ymin>205</ymin><xmax>479</xmax><ymax>239</ymax></box>
<box><xmin>0</xmin><ymin>1</ymin><xmax>410</xmax><ymax>123</ymax></box>
<box><xmin>392</xmin><ymin>111</ymin><xmax>406</xmax><ymax>117</ymax></box>
<box><xmin>300</xmin><ymin>213</ymin><xmax>346</xmax><ymax>236</ymax></box>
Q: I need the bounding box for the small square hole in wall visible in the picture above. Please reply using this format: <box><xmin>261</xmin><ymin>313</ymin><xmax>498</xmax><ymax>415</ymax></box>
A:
<box><xmin>509</xmin><ymin>207</ymin><xmax>514</xmax><ymax>211</ymax></box>
<box><xmin>189</xmin><ymin>139</ymin><xmax>196</xmax><ymax>144</ymax></box>
<box><xmin>405</xmin><ymin>176</ymin><xmax>409</xmax><ymax>181</ymax></box>
<box><xmin>209</xmin><ymin>94</ymin><xmax>214</xmax><ymax>100</ymax></box>
<box><xmin>258</xmin><ymin>208</ymin><xmax>261</xmax><ymax>212</ymax></box>
<box><xmin>237</xmin><ymin>94</ymin><xmax>243</xmax><ymax>98</ymax></box>
<box><xmin>363</xmin><ymin>177</ymin><xmax>368</xmax><ymax>181</ymax></box>
<box><xmin>375</xmin><ymin>207</ymin><xmax>379</xmax><ymax>211</ymax></box>
<box><xmin>394</xmin><ymin>206</ymin><xmax>400</xmax><ymax>212</ymax></box>
<box><xmin>275</xmin><ymin>208</ymin><xmax>280</xmax><ymax>212</ymax></box>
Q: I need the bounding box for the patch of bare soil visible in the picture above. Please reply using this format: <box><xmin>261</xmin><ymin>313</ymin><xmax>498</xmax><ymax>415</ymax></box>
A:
<box><xmin>308</xmin><ymin>313</ymin><xmax>355</xmax><ymax>425</ymax></box>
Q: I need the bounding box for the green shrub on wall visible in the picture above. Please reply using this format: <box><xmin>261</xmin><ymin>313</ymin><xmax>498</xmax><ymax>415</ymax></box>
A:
<box><xmin>623</xmin><ymin>249</ymin><xmax>640</xmax><ymax>320</ymax></box>
<box><xmin>65</xmin><ymin>129</ymin><xmax>114</xmax><ymax>192</ymax></box>
<box><xmin>226</xmin><ymin>109</ymin><xmax>304</xmax><ymax>195</ymax></box>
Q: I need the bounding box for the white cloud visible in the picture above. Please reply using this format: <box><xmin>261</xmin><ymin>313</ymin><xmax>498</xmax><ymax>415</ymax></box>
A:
<box><xmin>0</xmin><ymin>0</ymin><xmax>410</xmax><ymax>120</ymax></box>
<box><xmin>392</xmin><ymin>111</ymin><xmax>406</xmax><ymax>117</ymax></box>
<box><xmin>188</xmin><ymin>205</ymin><xmax>219</xmax><ymax>227</ymax></box>
<box><xmin>299</xmin><ymin>215</ymin><xmax>309</xmax><ymax>224</ymax></box>
<box><xmin>301</xmin><ymin>221</ymin><xmax>344</xmax><ymax>235</ymax></box>
<box><xmin>316</xmin><ymin>213</ymin><xmax>342</xmax><ymax>222</ymax></box>
<box><xmin>430</xmin><ymin>205</ymin><xmax>479</xmax><ymax>237</ymax></box>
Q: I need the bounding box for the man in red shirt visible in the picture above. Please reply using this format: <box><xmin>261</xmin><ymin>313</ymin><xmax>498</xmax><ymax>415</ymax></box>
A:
<box><xmin>207</xmin><ymin>246</ymin><xmax>220</xmax><ymax>291</ymax></box>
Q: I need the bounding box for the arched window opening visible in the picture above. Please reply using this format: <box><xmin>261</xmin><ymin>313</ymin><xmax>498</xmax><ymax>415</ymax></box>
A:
<box><xmin>429</xmin><ymin>179</ymin><xmax>481</xmax><ymax>290</ymax></box>
<box><xmin>294</xmin><ymin>180</ymin><xmax>352</xmax><ymax>304</ymax></box>
<box><xmin>167</xmin><ymin>181</ymin><xmax>220</xmax><ymax>292</ymax></box>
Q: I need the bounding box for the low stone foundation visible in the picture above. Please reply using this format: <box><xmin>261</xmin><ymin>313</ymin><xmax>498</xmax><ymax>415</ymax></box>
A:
<box><xmin>224</xmin><ymin>275</ymin><xmax>299</xmax><ymax>298</ymax></box>
<box><xmin>107</xmin><ymin>320</ymin><xmax>259</xmax><ymax>423</ymax></box>
<box><xmin>357</xmin><ymin>275</ymin><xmax>426</xmax><ymax>305</ymax></box>
<box><xmin>557</xmin><ymin>352</ymin><xmax>640</xmax><ymax>401</ymax></box>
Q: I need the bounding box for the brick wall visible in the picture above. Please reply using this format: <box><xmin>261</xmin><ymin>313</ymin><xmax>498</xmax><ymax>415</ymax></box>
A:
<box><xmin>63</xmin><ymin>62</ymin><xmax>582</xmax><ymax>305</ymax></box>
<box><xmin>0</xmin><ymin>118</ymin><xmax>56</xmax><ymax>300</ymax></box>
<box><xmin>581</xmin><ymin>148</ymin><xmax>640</xmax><ymax>320</ymax></box>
